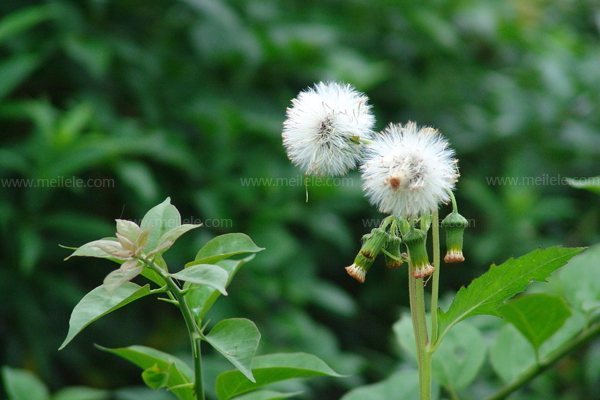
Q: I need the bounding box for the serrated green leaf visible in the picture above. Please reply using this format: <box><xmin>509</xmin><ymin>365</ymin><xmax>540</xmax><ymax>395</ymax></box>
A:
<box><xmin>98</xmin><ymin>345</ymin><xmax>193</xmax><ymax>400</ymax></box>
<box><xmin>189</xmin><ymin>233</ymin><xmax>264</xmax><ymax>265</ymax></box>
<box><xmin>52</xmin><ymin>387</ymin><xmax>110</xmax><ymax>400</ymax></box>
<box><xmin>2</xmin><ymin>367</ymin><xmax>49</xmax><ymax>400</ymax></box>
<box><xmin>59</xmin><ymin>283</ymin><xmax>151</xmax><ymax>350</ymax></box>
<box><xmin>490</xmin><ymin>324</ymin><xmax>536</xmax><ymax>384</ymax></box>
<box><xmin>215</xmin><ymin>353</ymin><xmax>342</xmax><ymax>400</ymax></box>
<box><xmin>496</xmin><ymin>294</ymin><xmax>571</xmax><ymax>350</ymax></box>
<box><xmin>206</xmin><ymin>318</ymin><xmax>261</xmax><ymax>382</ymax></box>
<box><xmin>437</xmin><ymin>247</ymin><xmax>584</xmax><ymax>343</ymax></box>
<box><xmin>171</xmin><ymin>264</ymin><xmax>229</xmax><ymax>295</ymax></box>
<box><xmin>186</xmin><ymin>256</ymin><xmax>254</xmax><ymax>320</ymax></box>
<box><xmin>140</xmin><ymin>197</ymin><xmax>181</xmax><ymax>251</ymax></box>
<box><xmin>341</xmin><ymin>370</ymin><xmax>421</xmax><ymax>400</ymax></box>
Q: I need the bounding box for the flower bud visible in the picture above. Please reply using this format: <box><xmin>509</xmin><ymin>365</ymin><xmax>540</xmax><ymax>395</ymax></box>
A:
<box><xmin>346</xmin><ymin>228</ymin><xmax>387</xmax><ymax>283</ymax></box>
<box><xmin>441</xmin><ymin>212</ymin><xmax>468</xmax><ymax>263</ymax></box>
<box><xmin>383</xmin><ymin>235</ymin><xmax>403</xmax><ymax>269</ymax></box>
<box><xmin>403</xmin><ymin>228</ymin><xmax>434</xmax><ymax>279</ymax></box>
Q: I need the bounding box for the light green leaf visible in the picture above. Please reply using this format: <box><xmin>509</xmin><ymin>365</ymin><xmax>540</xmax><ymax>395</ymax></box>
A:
<box><xmin>59</xmin><ymin>283</ymin><xmax>151</xmax><ymax>350</ymax></box>
<box><xmin>186</xmin><ymin>257</ymin><xmax>254</xmax><ymax>320</ymax></box>
<box><xmin>154</xmin><ymin>224</ymin><xmax>202</xmax><ymax>254</ymax></box>
<box><xmin>496</xmin><ymin>294</ymin><xmax>571</xmax><ymax>350</ymax></box>
<box><xmin>2</xmin><ymin>367</ymin><xmax>49</xmax><ymax>400</ymax></box>
<box><xmin>140</xmin><ymin>198</ymin><xmax>181</xmax><ymax>251</ymax></box>
<box><xmin>432</xmin><ymin>320</ymin><xmax>486</xmax><ymax>389</ymax></box>
<box><xmin>566</xmin><ymin>176</ymin><xmax>600</xmax><ymax>194</ymax></box>
<box><xmin>215</xmin><ymin>353</ymin><xmax>342</xmax><ymax>400</ymax></box>
<box><xmin>232</xmin><ymin>391</ymin><xmax>302</xmax><ymax>400</ymax></box>
<box><xmin>63</xmin><ymin>238</ymin><xmax>120</xmax><ymax>260</ymax></box>
<box><xmin>52</xmin><ymin>387</ymin><xmax>110</xmax><ymax>400</ymax></box>
<box><xmin>98</xmin><ymin>345</ymin><xmax>193</xmax><ymax>400</ymax></box>
<box><xmin>189</xmin><ymin>233</ymin><xmax>264</xmax><ymax>265</ymax></box>
<box><xmin>556</xmin><ymin>244</ymin><xmax>600</xmax><ymax>316</ymax></box>
<box><xmin>394</xmin><ymin>314</ymin><xmax>485</xmax><ymax>390</ymax></box>
<box><xmin>490</xmin><ymin>324</ymin><xmax>536</xmax><ymax>384</ymax></box>
<box><xmin>539</xmin><ymin>311</ymin><xmax>587</xmax><ymax>359</ymax></box>
<box><xmin>205</xmin><ymin>318</ymin><xmax>261</xmax><ymax>382</ymax></box>
<box><xmin>341</xmin><ymin>370</ymin><xmax>420</xmax><ymax>400</ymax></box>
<box><xmin>437</xmin><ymin>247</ymin><xmax>584</xmax><ymax>342</ymax></box>
<box><xmin>171</xmin><ymin>264</ymin><xmax>229</xmax><ymax>295</ymax></box>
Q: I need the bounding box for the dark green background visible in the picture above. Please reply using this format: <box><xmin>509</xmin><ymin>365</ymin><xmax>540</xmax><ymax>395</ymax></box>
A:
<box><xmin>0</xmin><ymin>0</ymin><xmax>598</xmax><ymax>399</ymax></box>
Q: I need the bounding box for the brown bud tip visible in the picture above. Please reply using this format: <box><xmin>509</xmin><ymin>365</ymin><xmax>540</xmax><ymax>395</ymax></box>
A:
<box><xmin>444</xmin><ymin>250</ymin><xmax>465</xmax><ymax>263</ymax></box>
<box><xmin>413</xmin><ymin>264</ymin><xmax>435</xmax><ymax>279</ymax></box>
<box><xmin>385</xmin><ymin>260</ymin><xmax>404</xmax><ymax>270</ymax></box>
<box><xmin>345</xmin><ymin>264</ymin><xmax>366</xmax><ymax>283</ymax></box>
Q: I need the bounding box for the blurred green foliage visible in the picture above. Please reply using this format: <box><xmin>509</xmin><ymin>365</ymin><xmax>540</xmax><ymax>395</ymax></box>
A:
<box><xmin>0</xmin><ymin>0</ymin><xmax>598</xmax><ymax>398</ymax></box>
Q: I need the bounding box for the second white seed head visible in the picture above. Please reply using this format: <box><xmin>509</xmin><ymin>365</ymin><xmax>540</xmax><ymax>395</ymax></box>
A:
<box><xmin>282</xmin><ymin>82</ymin><xmax>375</xmax><ymax>176</ymax></box>
<box><xmin>361</xmin><ymin>122</ymin><xmax>459</xmax><ymax>218</ymax></box>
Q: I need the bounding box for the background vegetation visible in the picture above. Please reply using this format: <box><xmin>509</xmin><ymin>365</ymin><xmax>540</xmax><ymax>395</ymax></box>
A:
<box><xmin>0</xmin><ymin>0</ymin><xmax>598</xmax><ymax>399</ymax></box>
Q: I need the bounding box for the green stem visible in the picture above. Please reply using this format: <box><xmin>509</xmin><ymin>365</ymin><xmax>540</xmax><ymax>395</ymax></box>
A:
<box><xmin>486</xmin><ymin>322</ymin><xmax>600</xmax><ymax>400</ymax></box>
<box><xmin>142</xmin><ymin>258</ymin><xmax>205</xmax><ymax>400</ymax></box>
<box><xmin>449</xmin><ymin>190</ymin><xmax>458</xmax><ymax>213</ymax></box>
<box><xmin>408</xmin><ymin>256</ymin><xmax>430</xmax><ymax>400</ymax></box>
<box><xmin>430</xmin><ymin>210</ymin><xmax>441</xmax><ymax>345</ymax></box>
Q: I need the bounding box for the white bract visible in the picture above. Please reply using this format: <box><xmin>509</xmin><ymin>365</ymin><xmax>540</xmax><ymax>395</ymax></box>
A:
<box><xmin>282</xmin><ymin>82</ymin><xmax>375</xmax><ymax>176</ymax></box>
<box><xmin>361</xmin><ymin>122</ymin><xmax>459</xmax><ymax>218</ymax></box>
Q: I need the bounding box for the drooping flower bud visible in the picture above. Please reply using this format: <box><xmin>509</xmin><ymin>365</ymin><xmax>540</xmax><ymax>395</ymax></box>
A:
<box><xmin>345</xmin><ymin>228</ymin><xmax>387</xmax><ymax>283</ymax></box>
<box><xmin>383</xmin><ymin>235</ymin><xmax>403</xmax><ymax>269</ymax></box>
<box><xmin>441</xmin><ymin>211</ymin><xmax>468</xmax><ymax>263</ymax></box>
<box><xmin>403</xmin><ymin>228</ymin><xmax>434</xmax><ymax>279</ymax></box>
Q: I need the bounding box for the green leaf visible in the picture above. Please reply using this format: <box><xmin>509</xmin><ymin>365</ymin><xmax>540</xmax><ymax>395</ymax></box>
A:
<box><xmin>341</xmin><ymin>370</ymin><xmax>421</xmax><ymax>400</ymax></box>
<box><xmin>215</xmin><ymin>353</ymin><xmax>342</xmax><ymax>400</ymax></box>
<box><xmin>59</xmin><ymin>283</ymin><xmax>151</xmax><ymax>350</ymax></box>
<box><xmin>496</xmin><ymin>294</ymin><xmax>571</xmax><ymax>351</ymax></box>
<box><xmin>141</xmin><ymin>364</ymin><xmax>171</xmax><ymax>389</ymax></box>
<box><xmin>154</xmin><ymin>224</ymin><xmax>202</xmax><ymax>254</ymax></box>
<box><xmin>566</xmin><ymin>176</ymin><xmax>600</xmax><ymax>194</ymax></box>
<box><xmin>2</xmin><ymin>367</ymin><xmax>49</xmax><ymax>400</ymax></box>
<box><xmin>98</xmin><ymin>345</ymin><xmax>194</xmax><ymax>400</ymax></box>
<box><xmin>394</xmin><ymin>314</ymin><xmax>485</xmax><ymax>390</ymax></box>
<box><xmin>186</xmin><ymin>257</ymin><xmax>254</xmax><ymax>320</ymax></box>
<box><xmin>0</xmin><ymin>4</ymin><xmax>55</xmax><ymax>45</ymax></box>
<box><xmin>190</xmin><ymin>233</ymin><xmax>264</xmax><ymax>265</ymax></box>
<box><xmin>556</xmin><ymin>244</ymin><xmax>600</xmax><ymax>316</ymax></box>
<box><xmin>0</xmin><ymin>54</ymin><xmax>40</xmax><ymax>100</ymax></box>
<box><xmin>63</xmin><ymin>238</ymin><xmax>119</xmax><ymax>260</ymax></box>
<box><xmin>437</xmin><ymin>247</ymin><xmax>584</xmax><ymax>342</ymax></box>
<box><xmin>52</xmin><ymin>387</ymin><xmax>110</xmax><ymax>400</ymax></box>
<box><xmin>490</xmin><ymin>324</ymin><xmax>536</xmax><ymax>384</ymax></box>
<box><xmin>140</xmin><ymin>198</ymin><xmax>181</xmax><ymax>251</ymax></box>
<box><xmin>231</xmin><ymin>391</ymin><xmax>302</xmax><ymax>400</ymax></box>
<box><xmin>205</xmin><ymin>318</ymin><xmax>261</xmax><ymax>382</ymax></box>
<box><xmin>171</xmin><ymin>264</ymin><xmax>229</xmax><ymax>295</ymax></box>
<box><xmin>432</xmin><ymin>320</ymin><xmax>486</xmax><ymax>390</ymax></box>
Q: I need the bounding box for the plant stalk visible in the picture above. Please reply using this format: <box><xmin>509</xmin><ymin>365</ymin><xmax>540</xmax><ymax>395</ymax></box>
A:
<box><xmin>143</xmin><ymin>258</ymin><xmax>206</xmax><ymax>400</ymax></box>
<box><xmin>409</xmin><ymin>259</ymin><xmax>431</xmax><ymax>400</ymax></box>
<box><xmin>430</xmin><ymin>210</ymin><xmax>441</xmax><ymax>345</ymax></box>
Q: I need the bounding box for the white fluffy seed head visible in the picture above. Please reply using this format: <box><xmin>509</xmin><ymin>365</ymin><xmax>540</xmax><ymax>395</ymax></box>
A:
<box><xmin>361</xmin><ymin>122</ymin><xmax>459</xmax><ymax>218</ymax></box>
<box><xmin>282</xmin><ymin>82</ymin><xmax>375</xmax><ymax>176</ymax></box>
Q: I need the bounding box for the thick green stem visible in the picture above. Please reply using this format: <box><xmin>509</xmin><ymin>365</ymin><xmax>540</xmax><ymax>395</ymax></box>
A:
<box><xmin>142</xmin><ymin>258</ymin><xmax>205</xmax><ymax>400</ymax></box>
<box><xmin>430</xmin><ymin>210</ymin><xmax>441</xmax><ymax>345</ymax></box>
<box><xmin>486</xmin><ymin>322</ymin><xmax>600</xmax><ymax>400</ymax></box>
<box><xmin>409</xmin><ymin>257</ymin><xmax>431</xmax><ymax>400</ymax></box>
